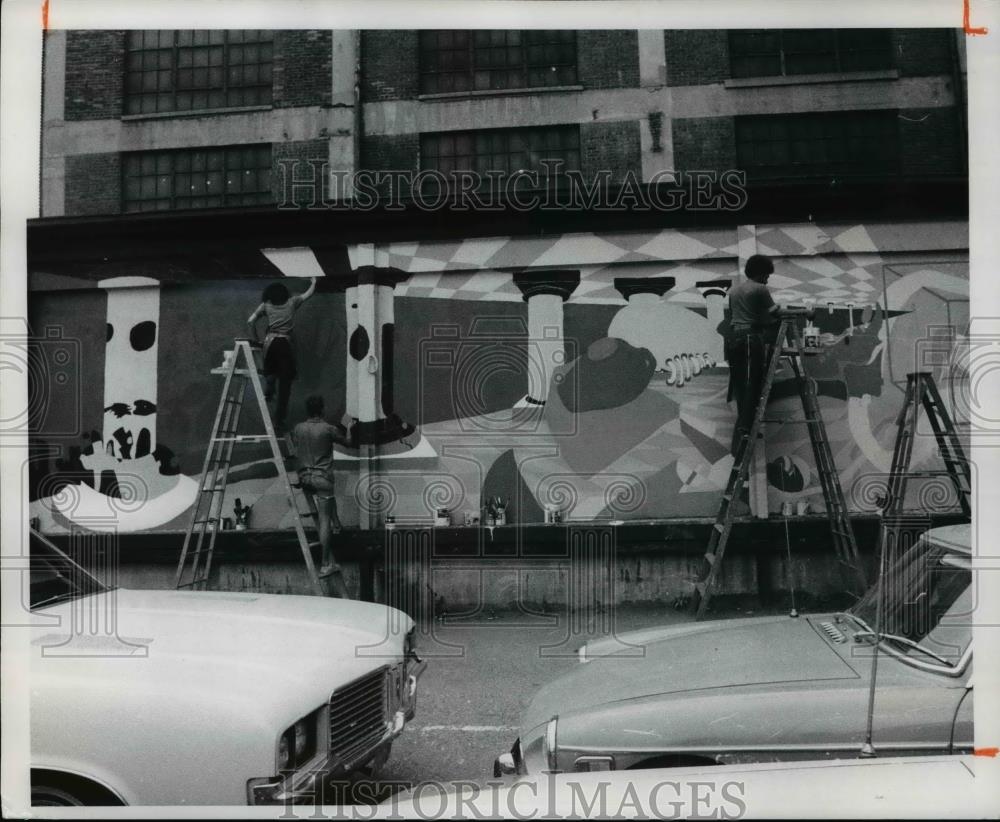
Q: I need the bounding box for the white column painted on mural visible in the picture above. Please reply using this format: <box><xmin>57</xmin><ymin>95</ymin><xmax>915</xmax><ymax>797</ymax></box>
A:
<box><xmin>344</xmin><ymin>284</ymin><xmax>359</xmax><ymax>423</ymax></box>
<box><xmin>525</xmin><ymin>292</ymin><xmax>564</xmax><ymax>405</ymax></box>
<box><xmin>696</xmin><ymin>282</ymin><xmax>732</xmax><ymax>367</ymax></box>
<box><xmin>101</xmin><ymin>277</ymin><xmax>160</xmax><ymax>460</ymax></box>
<box><xmin>355</xmin><ymin>278</ymin><xmax>380</xmax><ymax>424</ymax></box>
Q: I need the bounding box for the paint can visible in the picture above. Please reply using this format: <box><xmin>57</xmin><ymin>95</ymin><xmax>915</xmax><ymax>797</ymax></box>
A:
<box><xmin>434</xmin><ymin>509</ymin><xmax>451</xmax><ymax>527</ymax></box>
<box><xmin>385</xmin><ymin>515</ymin><xmax>396</xmax><ymax>530</ymax></box>
<box><xmin>796</xmin><ymin>500</ymin><xmax>810</xmax><ymax>516</ymax></box>
<box><xmin>781</xmin><ymin>501</ymin><xmax>794</xmax><ymax>517</ymax></box>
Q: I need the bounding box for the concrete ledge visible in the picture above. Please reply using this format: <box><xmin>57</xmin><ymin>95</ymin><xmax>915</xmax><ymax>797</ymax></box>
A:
<box><xmin>50</xmin><ymin>513</ymin><xmax>966</xmax><ymax>611</ymax></box>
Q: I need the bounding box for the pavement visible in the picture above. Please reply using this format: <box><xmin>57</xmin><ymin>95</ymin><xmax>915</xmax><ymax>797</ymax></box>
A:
<box><xmin>359</xmin><ymin>601</ymin><xmax>788</xmax><ymax>797</ymax></box>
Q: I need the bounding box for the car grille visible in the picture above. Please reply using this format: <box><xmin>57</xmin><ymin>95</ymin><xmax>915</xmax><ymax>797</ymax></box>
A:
<box><xmin>329</xmin><ymin>667</ymin><xmax>389</xmax><ymax>764</ymax></box>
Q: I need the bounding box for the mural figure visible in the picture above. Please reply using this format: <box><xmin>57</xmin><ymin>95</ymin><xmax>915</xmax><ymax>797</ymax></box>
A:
<box><xmin>52</xmin><ymin>276</ymin><xmax>197</xmax><ymax>532</ymax></box>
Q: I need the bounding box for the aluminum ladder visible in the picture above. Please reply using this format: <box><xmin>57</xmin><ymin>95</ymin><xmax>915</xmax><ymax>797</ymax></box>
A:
<box><xmin>173</xmin><ymin>339</ymin><xmax>324</xmax><ymax>595</ymax></box>
<box><xmin>690</xmin><ymin>318</ymin><xmax>868</xmax><ymax>619</ymax></box>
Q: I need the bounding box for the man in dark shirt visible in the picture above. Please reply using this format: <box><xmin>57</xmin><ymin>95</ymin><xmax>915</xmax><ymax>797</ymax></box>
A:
<box><xmin>291</xmin><ymin>395</ymin><xmax>352</xmax><ymax>598</ymax></box>
<box><xmin>726</xmin><ymin>254</ymin><xmax>780</xmax><ymax>456</ymax></box>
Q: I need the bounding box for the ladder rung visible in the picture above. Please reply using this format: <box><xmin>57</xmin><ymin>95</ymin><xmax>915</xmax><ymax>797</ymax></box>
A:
<box><xmin>703</xmin><ymin>553</ymin><xmax>717</xmax><ymax>566</ymax></box>
<box><xmin>713</xmin><ymin>522</ymin><xmax>726</xmax><ymax>533</ymax></box>
<box><xmin>760</xmin><ymin>418</ymin><xmax>822</xmax><ymax>423</ymax></box>
<box><xmin>211</xmin><ymin>435</ymin><xmax>273</xmax><ymax>443</ymax></box>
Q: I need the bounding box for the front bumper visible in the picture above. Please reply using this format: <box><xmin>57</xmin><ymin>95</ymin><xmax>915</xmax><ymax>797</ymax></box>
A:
<box><xmin>250</xmin><ymin>657</ymin><xmax>427</xmax><ymax>805</ymax></box>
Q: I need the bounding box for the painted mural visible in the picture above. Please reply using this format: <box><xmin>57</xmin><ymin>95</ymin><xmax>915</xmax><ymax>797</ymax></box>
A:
<box><xmin>28</xmin><ymin>221</ymin><xmax>969</xmax><ymax>534</ymax></box>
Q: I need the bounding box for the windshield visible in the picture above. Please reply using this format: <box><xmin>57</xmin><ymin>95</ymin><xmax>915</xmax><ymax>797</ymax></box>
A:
<box><xmin>849</xmin><ymin>532</ymin><xmax>971</xmax><ymax>658</ymax></box>
<box><xmin>30</xmin><ymin>530</ymin><xmax>110</xmax><ymax>610</ymax></box>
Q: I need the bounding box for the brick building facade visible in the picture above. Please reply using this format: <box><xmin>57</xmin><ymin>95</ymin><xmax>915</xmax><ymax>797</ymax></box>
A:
<box><xmin>42</xmin><ymin>27</ymin><xmax>967</xmax><ymax>216</ymax></box>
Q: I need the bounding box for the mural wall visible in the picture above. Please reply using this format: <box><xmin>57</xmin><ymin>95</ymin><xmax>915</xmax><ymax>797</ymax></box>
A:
<box><xmin>28</xmin><ymin>220</ymin><xmax>970</xmax><ymax>534</ymax></box>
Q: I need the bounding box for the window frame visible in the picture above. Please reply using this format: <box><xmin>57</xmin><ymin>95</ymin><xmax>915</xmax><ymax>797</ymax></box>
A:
<box><xmin>734</xmin><ymin>109</ymin><xmax>901</xmax><ymax>183</ymax></box>
<box><xmin>123</xmin><ymin>29</ymin><xmax>274</xmax><ymax>116</ymax></box>
<box><xmin>728</xmin><ymin>29</ymin><xmax>894</xmax><ymax>80</ymax></box>
<box><xmin>419</xmin><ymin>125</ymin><xmax>582</xmax><ymax>190</ymax></box>
<box><xmin>418</xmin><ymin>30</ymin><xmax>579</xmax><ymax>96</ymax></box>
<box><xmin>121</xmin><ymin>144</ymin><xmax>274</xmax><ymax>212</ymax></box>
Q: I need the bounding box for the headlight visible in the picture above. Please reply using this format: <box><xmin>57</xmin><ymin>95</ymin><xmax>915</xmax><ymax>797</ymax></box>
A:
<box><xmin>277</xmin><ymin>708</ymin><xmax>321</xmax><ymax>773</ymax></box>
<box><xmin>543</xmin><ymin>716</ymin><xmax>559</xmax><ymax>773</ymax></box>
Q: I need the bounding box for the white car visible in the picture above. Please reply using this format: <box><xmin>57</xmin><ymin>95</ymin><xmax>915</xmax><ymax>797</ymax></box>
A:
<box><xmin>27</xmin><ymin>529</ymin><xmax>425</xmax><ymax>806</ymax></box>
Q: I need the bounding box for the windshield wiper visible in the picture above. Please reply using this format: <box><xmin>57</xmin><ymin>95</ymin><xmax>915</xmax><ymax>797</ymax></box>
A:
<box><xmin>31</xmin><ymin>591</ymin><xmax>81</xmax><ymax>610</ymax></box>
<box><xmin>852</xmin><ymin>630</ymin><xmax>952</xmax><ymax>665</ymax></box>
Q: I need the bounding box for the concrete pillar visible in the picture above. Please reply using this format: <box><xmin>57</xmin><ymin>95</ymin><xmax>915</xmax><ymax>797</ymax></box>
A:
<box><xmin>696</xmin><ymin>278</ymin><xmax>734</xmax><ymax>367</ymax></box>
<box><xmin>512</xmin><ymin>270</ymin><xmax>581</xmax><ymax>405</ymax></box>
<box><xmin>99</xmin><ymin>277</ymin><xmax>161</xmax><ymax>463</ymax></box>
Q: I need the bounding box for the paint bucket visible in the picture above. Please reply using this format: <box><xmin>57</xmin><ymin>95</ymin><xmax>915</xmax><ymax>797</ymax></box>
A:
<box><xmin>781</xmin><ymin>501</ymin><xmax>794</xmax><ymax>517</ymax></box>
<box><xmin>385</xmin><ymin>515</ymin><xmax>396</xmax><ymax>530</ymax></box>
<box><xmin>796</xmin><ymin>501</ymin><xmax>810</xmax><ymax>516</ymax></box>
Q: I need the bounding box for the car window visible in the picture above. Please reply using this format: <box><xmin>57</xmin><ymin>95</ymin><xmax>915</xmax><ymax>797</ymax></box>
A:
<box><xmin>30</xmin><ymin>532</ymin><xmax>109</xmax><ymax>610</ymax></box>
<box><xmin>851</xmin><ymin>538</ymin><xmax>971</xmax><ymax>647</ymax></box>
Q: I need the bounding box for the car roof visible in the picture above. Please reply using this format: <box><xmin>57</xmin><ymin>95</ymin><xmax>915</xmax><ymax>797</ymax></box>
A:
<box><xmin>923</xmin><ymin>523</ymin><xmax>970</xmax><ymax>555</ymax></box>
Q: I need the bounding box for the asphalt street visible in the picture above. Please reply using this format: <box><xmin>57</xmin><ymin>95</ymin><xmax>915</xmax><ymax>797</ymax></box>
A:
<box><xmin>376</xmin><ymin>602</ymin><xmax>782</xmax><ymax>792</ymax></box>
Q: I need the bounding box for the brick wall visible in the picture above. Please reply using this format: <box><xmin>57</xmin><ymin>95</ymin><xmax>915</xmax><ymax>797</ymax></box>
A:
<box><xmin>892</xmin><ymin>29</ymin><xmax>955</xmax><ymax>76</ymax></box>
<box><xmin>577</xmin><ymin>31</ymin><xmax>640</xmax><ymax>89</ymax></box>
<box><xmin>273</xmin><ymin>30</ymin><xmax>333</xmax><ymax>108</ymax></box>
<box><xmin>359</xmin><ymin>134</ymin><xmax>419</xmax><ymax>196</ymax></box>
<box><xmin>64</xmin><ymin>31</ymin><xmax>125</xmax><ymax>120</ymax></box>
<box><xmin>580</xmin><ymin>120</ymin><xmax>642</xmax><ymax>181</ymax></box>
<box><xmin>361</xmin><ymin>31</ymin><xmax>420</xmax><ymax>102</ymax></box>
<box><xmin>664</xmin><ymin>31</ymin><xmax>730</xmax><ymax>87</ymax></box>
<box><xmin>65</xmin><ymin>153</ymin><xmax>121</xmax><ymax>215</ymax></box>
<box><xmin>273</xmin><ymin>139</ymin><xmax>331</xmax><ymax>206</ymax></box>
<box><xmin>671</xmin><ymin>116</ymin><xmax>736</xmax><ymax>171</ymax></box>
<box><xmin>898</xmin><ymin>107</ymin><xmax>964</xmax><ymax>177</ymax></box>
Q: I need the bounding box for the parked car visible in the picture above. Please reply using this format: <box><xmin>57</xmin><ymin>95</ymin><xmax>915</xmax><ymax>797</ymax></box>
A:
<box><xmin>28</xmin><ymin>529</ymin><xmax>425</xmax><ymax>806</ymax></box>
<box><xmin>496</xmin><ymin>523</ymin><xmax>972</xmax><ymax>776</ymax></box>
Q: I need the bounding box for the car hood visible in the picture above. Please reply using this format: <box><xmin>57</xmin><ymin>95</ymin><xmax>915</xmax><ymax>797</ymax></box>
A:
<box><xmin>523</xmin><ymin>615</ymin><xmax>858</xmax><ymax>734</ymax></box>
<box><xmin>31</xmin><ymin>588</ymin><xmax>410</xmax><ymax>722</ymax></box>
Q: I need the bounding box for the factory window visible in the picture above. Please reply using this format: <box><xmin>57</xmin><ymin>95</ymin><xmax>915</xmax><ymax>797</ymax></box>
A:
<box><xmin>122</xmin><ymin>145</ymin><xmax>273</xmax><ymax>211</ymax></box>
<box><xmin>419</xmin><ymin>30</ymin><xmax>577</xmax><ymax>94</ymax></box>
<box><xmin>124</xmin><ymin>30</ymin><xmax>273</xmax><ymax>115</ymax></box>
<box><xmin>735</xmin><ymin>110</ymin><xmax>899</xmax><ymax>181</ymax></box>
<box><xmin>729</xmin><ymin>29</ymin><xmax>893</xmax><ymax>79</ymax></box>
<box><xmin>420</xmin><ymin>125</ymin><xmax>580</xmax><ymax>188</ymax></box>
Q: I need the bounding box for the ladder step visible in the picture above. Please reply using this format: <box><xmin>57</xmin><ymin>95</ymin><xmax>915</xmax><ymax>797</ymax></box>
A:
<box><xmin>703</xmin><ymin>553</ymin><xmax>717</xmax><ymax>566</ymax></box>
<box><xmin>713</xmin><ymin>522</ymin><xmax>726</xmax><ymax>533</ymax></box>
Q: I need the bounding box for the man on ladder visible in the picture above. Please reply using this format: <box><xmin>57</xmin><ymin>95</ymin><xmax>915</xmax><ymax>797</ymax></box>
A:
<box><xmin>726</xmin><ymin>254</ymin><xmax>780</xmax><ymax>457</ymax></box>
<box><xmin>290</xmin><ymin>394</ymin><xmax>353</xmax><ymax>599</ymax></box>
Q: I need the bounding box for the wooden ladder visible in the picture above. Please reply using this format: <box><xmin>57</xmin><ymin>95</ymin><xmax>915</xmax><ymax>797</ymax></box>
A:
<box><xmin>690</xmin><ymin>319</ymin><xmax>867</xmax><ymax>619</ymax></box>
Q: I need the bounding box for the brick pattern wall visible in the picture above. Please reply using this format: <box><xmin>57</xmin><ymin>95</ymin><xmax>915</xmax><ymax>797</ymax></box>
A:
<box><xmin>671</xmin><ymin>116</ymin><xmax>736</xmax><ymax>172</ymax></box>
<box><xmin>581</xmin><ymin>120</ymin><xmax>642</xmax><ymax>181</ymax></box>
<box><xmin>273</xmin><ymin>139</ymin><xmax>331</xmax><ymax>206</ymax></box>
<box><xmin>361</xmin><ymin>31</ymin><xmax>420</xmax><ymax>102</ymax></box>
<box><xmin>577</xmin><ymin>31</ymin><xmax>640</xmax><ymax>89</ymax></box>
<box><xmin>360</xmin><ymin>134</ymin><xmax>420</xmax><ymax>196</ymax></box>
<box><xmin>892</xmin><ymin>29</ymin><xmax>955</xmax><ymax>76</ymax></box>
<box><xmin>273</xmin><ymin>30</ymin><xmax>333</xmax><ymax>108</ymax></box>
<box><xmin>898</xmin><ymin>107</ymin><xmax>963</xmax><ymax>177</ymax></box>
<box><xmin>65</xmin><ymin>152</ymin><xmax>121</xmax><ymax>215</ymax></box>
<box><xmin>64</xmin><ymin>31</ymin><xmax>125</xmax><ymax>120</ymax></box>
<box><xmin>664</xmin><ymin>31</ymin><xmax>730</xmax><ymax>87</ymax></box>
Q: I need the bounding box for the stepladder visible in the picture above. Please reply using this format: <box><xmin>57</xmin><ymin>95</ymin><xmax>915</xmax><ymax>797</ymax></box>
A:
<box><xmin>690</xmin><ymin>318</ymin><xmax>868</xmax><ymax>620</ymax></box>
<box><xmin>879</xmin><ymin>371</ymin><xmax>971</xmax><ymax>520</ymax></box>
<box><xmin>173</xmin><ymin>339</ymin><xmax>325</xmax><ymax>595</ymax></box>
